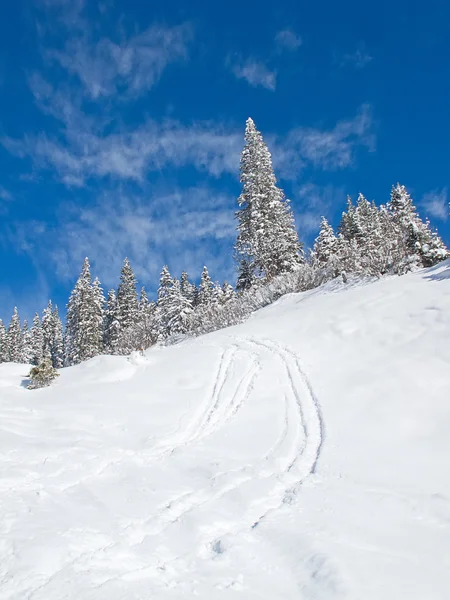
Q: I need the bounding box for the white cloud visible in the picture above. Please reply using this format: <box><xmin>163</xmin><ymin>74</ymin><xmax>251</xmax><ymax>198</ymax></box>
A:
<box><xmin>275</xmin><ymin>30</ymin><xmax>302</xmax><ymax>51</ymax></box>
<box><xmin>340</xmin><ymin>45</ymin><xmax>373</xmax><ymax>69</ymax></box>
<box><xmin>272</xmin><ymin>104</ymin><xmax>374</xmax><ymax>177</ymax></box>
<box><xmin>422</xmin><ymin>188</ymin><xmax>448</xmax><ymax>221</ymax></box>
<box><xmin>2</xmin><ymin>104</ymin><xmax>374</xmax><ymax>186</ymax></box>
<box><xmin>228</xmin><ymin>56</ymin><xmax>276</xmax><ymax>90</ymax></box>
<box><xmin>0</xmin><ymin>186</ymin><xmax>12</xmax><ymax>201</ymax></box>
<box><xmin>48</xmin><ymin>23</ymin><xmax>193</xmax><ymax>99</ymax></box>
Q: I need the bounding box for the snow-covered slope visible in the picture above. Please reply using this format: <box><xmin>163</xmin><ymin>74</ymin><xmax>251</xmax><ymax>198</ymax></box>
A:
<box><xmin>1</xmin><ymin>261</ymin><xmax>450</xmax><ymax>599</ymax></box>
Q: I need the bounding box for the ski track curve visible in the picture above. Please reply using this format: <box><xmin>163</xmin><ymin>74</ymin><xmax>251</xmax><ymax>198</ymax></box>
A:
<box><xmin>124</xmin><ymin>335</ymin><xmax>324</xmax><ymax>564</ymax></box>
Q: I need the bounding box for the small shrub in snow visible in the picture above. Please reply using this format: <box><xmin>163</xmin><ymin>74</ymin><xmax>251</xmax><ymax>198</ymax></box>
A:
<box><xmin>27</xmin><ymin>358</ymin><xmax>59</xmax><ymax>390</ymax></box>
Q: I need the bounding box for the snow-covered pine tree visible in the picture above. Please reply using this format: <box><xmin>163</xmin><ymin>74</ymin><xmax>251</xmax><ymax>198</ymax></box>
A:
<box><xmin>21</xmin><ymin>320</ymin><xmax>33</xmax><ymax>364</ymax></box>
<box><xmin>156</xmin><ymin>265</ymin><xmax>174</xmax><ymax>339</ymax></box>
<box><xmin>91</xmin><ymin>277</ymin><xmax>105</xmax><ymax>356</ymax></box>
<box><xmin>7</xmin><ymin>307</ymin><xmax>22</xmax><ymax>362</ymax></box>
<box><xmin>198</xmin><ymin>266</ymin><xmax>214</xmax><ymax>306</ymax></box>
<box><xmin>122</xmin><ymin>286</ymin><xmax>158</xmax><ymax>352</ymax></box>
<box><xmin>165</xmin><ymin>279</ymin><xmax>194</xmax><ymax>337</ymax></box>
<box><xmin>51</xmin><ymin>306</ymin><xmax>64</xmax><ymax>368</ymax></box>
<box><xmin>42</xmin><ymin>300</ymin><xmax>54</xmax><ymax>360</ymax></box>
<box><xmin>104</xmin><ymin>289</ymin><xmax>120</xmax><ymax>354</ymax></box>
<box><xmin>117</xmin><ymin>258</ymin><xmax>139</xmax><ymax>332</ymax></box>
<box><xmin>235</xmin><ymin>117</ymin><xmax>302</xmax><ymax>284</ymax></box>
<box><xmin>353</xmin><ymin>194</ymin><xmax>389</xmax><ymax>275</ymax></box>
<box><xmin>180</xmin><ymin>271</ymin><xmax>197</xmax><ymax>306</ymax></box>
<box><xmin>312</xmin><ymin>217</ymin><xmax>338</xmax><ymax>268</ymax></box>
<box><xmin>64</xmin><ymin>258</ymin><xmax>103</xmax><ymax>365</ymax></box>
<box><xmin>0</xmin><ymin>319</ymin><xmax>8</xmax><ymax>362</ymax></box>
<box><xmin>236</xmin><ymin>258</ymin><xmax>256</xmax><ymax>292</ymax></box>
<box><xmin>221</xmin><ymin>282</ymin><xmax>235</xmax><ymax>304</ymax></box>
<box><xmin>30</xmin><ymin>313</ymin><xmax>44</xmax><ymax>366</ymax></box>
<box><xmin>338</xmin><ymin>196</ymin><xmax>359</xmax><ymax>241</ymax></box>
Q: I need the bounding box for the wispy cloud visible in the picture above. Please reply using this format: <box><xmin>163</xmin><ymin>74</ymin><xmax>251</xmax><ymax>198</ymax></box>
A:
<box><xmin>340</xmin><ymin>45</ymin><xmax>373</xmax><ymax>69</ymax></box>
<box><xmin>227</xmin><ymin>55</ymin><xmax>276</xmax><ymax>90</ymax></box>
<box><xmin>7</xmin><ymin>186</ymin><xmax>237</xmax><ymax>290</ymax></box>
<box><xmin>275</xmin><ymin>29</ymin><xmax>302</xmax><ymax>52</ymax></box>
<box><xmin>272</xmin><ymin>104</ymin><xmax>375</xmax><ymax>177</ymax></box>
<box><xmin>2</xmin><ymin>102</ymin><xmax>374</xmax><ymax>186</ymax></box>
<box><xmin>422</xmin><ymin>187</ymin><xmax>448</xmax><ymax>221</ymax></box>
<box><xmin>47</xmin><ymin>23</ymin><xmax>193</xmax><ymax>100</ymax></box>
<box><xmin>0</xmin><ymin>186</ymin><xmax>12</xmax><ymax>201</ymax></box>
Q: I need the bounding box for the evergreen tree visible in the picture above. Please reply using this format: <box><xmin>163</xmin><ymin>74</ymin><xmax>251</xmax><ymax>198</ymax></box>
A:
<box><xmin>51</xmin><ymin>306</ymin><xmax>64</xmax><ymax>368</ymax></box>
<box><xmin>64</xmin><ymin>258</ymin><xmax>103</xmax><ymax>365</ymax></box>
<box><xmin>387</xmin><ymin>183</ymin><xmax>448</xmax><ymax>270</ymax></box>
<box><xmin>30</xmin><ymin>313</ymin><xmax>44</xmax><ymax>366</ymax></box>
<box><xmin>221</xmin><ymin>282</ymin><xmax>235</xmax><ymax>303</ymax></box>
<box><xmin>235</xmin><ymin>117</ymin><xmax>302</xmax><ymax>283</ymax></box>
<box><xmin>236</xmin><ymin>258</ymin><xmax>256</xmax><ymax>292</ymax></box>
<box><xmin>165</xmin><ymin>279</ymin><xmax>193</xmax><ymax>336</ymax></box>
<box><xmin>21</xmin><ymin>320</ymin><xmax>34</xmax><ymax>364</ymax></box>
<box><xmin>156</xmin><ymin>266</ymin><xmax>174</xmax><ymax>339</ymax></box>
<box><xmin>42</xmin><ymin>300</ymin><xmax>54</xmax><ymax>360</ymax></box>
<box><xmin>117</xmin><ymin>258</ymin><xmax>139</xmax><ymax>331</ymax></box>
<box><xmin>7</xmin><ymin>307</ymin><xmax>22</xmax><ymax>362</ymax></box>
<box><xmin>120</xmin><ymin>285</ymin><xmax>158</xmax><ymax>352</ymax></box>
<box><xmin>104</xmin><ymin>289</ymin><xmax>120</xmax><ymax>354</ymax></box>
<box><xmin>338</xmin><ymin>196</ymin><xmax>359</xmax><ymax>241</ymax></box>
<box><xmin>180</xmin><ymin>271</ymin><xmax>197</xmax><ymax>305</ymax></box>
<box><xmin>91</xmin><ymin>277</ymin><xmax>105</xmax><ymax>356</ymax></box>
<box><xmin>312</xmin><ymin>217</ymin><xmax>339</xmax><ymax>268</ymax></box>
<box><xmin>0</xmin><ymin>319</ymin><xmax>8</xmax><ymax>362</ymax></box>
<box><xmin>198</xmin><ymin>266</ymin><xmax>214</xmax><ymax>306</ymax></box>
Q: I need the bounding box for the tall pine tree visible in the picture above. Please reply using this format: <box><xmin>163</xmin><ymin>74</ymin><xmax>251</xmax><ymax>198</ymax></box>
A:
<box><xmin>117</xmin><ymin>258</ymin><xmax>139</xmax><ymax>332</ymax></box>
<box><xmin>235</xmin><ymin>117</ymin><xmax>302</xmax><ymax>283</ymax></box>
<box><xmin>31</xmin><ymin>313</ymin><xmax>44</xmax><ymax>366</ymax></box>
<box><xmin>64</xmin><ymin>258</ymin><xmax>103</xmax><ymax>365</ymax></box>
<box><xmin>0</xmin><ymin>319</ymin><xmax>8</xmax><ymax>362</ymax></box>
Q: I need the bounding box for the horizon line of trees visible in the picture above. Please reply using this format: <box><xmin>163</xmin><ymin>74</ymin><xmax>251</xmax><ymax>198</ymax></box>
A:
<box><xmin>1</xmin><ymin>117</ymin><xmax>448</xmax><ymax>369</ymax></box>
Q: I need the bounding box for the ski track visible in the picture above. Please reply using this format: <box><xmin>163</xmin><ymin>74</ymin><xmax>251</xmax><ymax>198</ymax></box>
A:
<box><xmin>120</xmin><ymin>335</ymin><xmax>324</xmax><ymax>581</ymax></box>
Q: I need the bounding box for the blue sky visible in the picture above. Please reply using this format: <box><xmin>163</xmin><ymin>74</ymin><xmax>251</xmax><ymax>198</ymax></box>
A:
<box><xmin>1</xmin><ymin>0</ymin><xmax>449</xmax><ymax>321</ymax></box>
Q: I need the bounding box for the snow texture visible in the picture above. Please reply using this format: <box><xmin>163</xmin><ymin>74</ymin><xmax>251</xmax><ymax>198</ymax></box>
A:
<box><xmin>1</xmin><ymin>261</ymin><xmax>450</xmax><ymax>599</ymax></box>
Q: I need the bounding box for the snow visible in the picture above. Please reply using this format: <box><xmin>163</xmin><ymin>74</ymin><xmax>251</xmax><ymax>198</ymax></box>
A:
<box><xmin>1</xmin><ymin>261</ymin><xmax>450</xmax><ymax>599</ymax></box>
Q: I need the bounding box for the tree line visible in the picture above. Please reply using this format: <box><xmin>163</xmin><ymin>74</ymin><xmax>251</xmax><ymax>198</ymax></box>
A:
<box><xmin>0</xmin><ymin>117</ymin><xmax>448</xmax><ymax>369</ymax></box>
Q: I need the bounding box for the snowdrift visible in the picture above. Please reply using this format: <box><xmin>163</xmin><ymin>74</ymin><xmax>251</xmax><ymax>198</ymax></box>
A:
<box><xmin>1</xmin><ymin>261</ymin><xmax>450</xmax><ymax>599</ymax></box>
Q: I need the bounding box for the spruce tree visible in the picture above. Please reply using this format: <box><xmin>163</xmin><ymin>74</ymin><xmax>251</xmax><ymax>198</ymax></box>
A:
<box><xmin>21</xmin><ymin>320</ymin><xmax>34</xmax><ymax>364</ymax></box>
<box><xmin>156</xmin><ymin>266</ymin><xmax>174</xmax><ymax>339</ymax></box>
<box><xmin>236</xmin><ymin>258</ymin><xmax>256</xmax><ymax>292</ymax></box>
<box><xmin>221</xmin><ymin>282</ymin><xmax>235</xmax><ymax>303</ymax></box>
<box><xmin>104</xmin><ymin>289</ymin><xmax>120</xmax><ymax>354</ymax></box>
<box><xmin>52</xmin><ymin>306</ymin><xmax>64</xmax><ymax>368</ymax></box>
<box><xmin>31</xmin><ymin>313</ymin><xmax>44</xmax><ymax>366</ymax></box>
<box><xmin>42</xmin><ymin>300</ymin><xmax>54</xmax><ymax>360</ymax></box>
<box><xmin>165</xmin><ymin>279</ymin><xmax>193</xmax><ymax>336</ymax></box>
<box><xmin>180</xmin><ymin>271</ymin><xmax>197</xmax><ymax>305</ymax></box>
<box><xmin>312</xmin><ymin>218</ymin><xmax>339</xmax><ymax>268</ymax></box>
<box><xmin>0</xmin><ymin>319</ymin><xmax>8</xmax><ymax>362</ymax></box>
<box><xmin>386</xmin><ymin>183</ymin><xmax>448</xmax><ymax>270</ymax></box>
<box><xmin>7</xmin><ymin>307</ymin><xmax>22</xmax><ymax>362</ymax></box>
<box><xmin>91</xmin><ymin>277</ymin><xmax>105</xmax><ymax>356</ymax></box>
<box><xmin>64</xmin><ymin>258</ymin><xmax>103</xmax><ymax>365</ymax></box>
<box><xmin>235</xmin><ymin>117</ymin><xmax>302</xmax><ymax>284</ymax></box>
<box><xmin>117</xmin><ymin>258</ymin><xmax>139</xmax><ymax>332</ymax></box>
<box><xmin>198</xmin><ymin>266</ymin><xmax>214</xmax><ymax>306</ymax></box>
